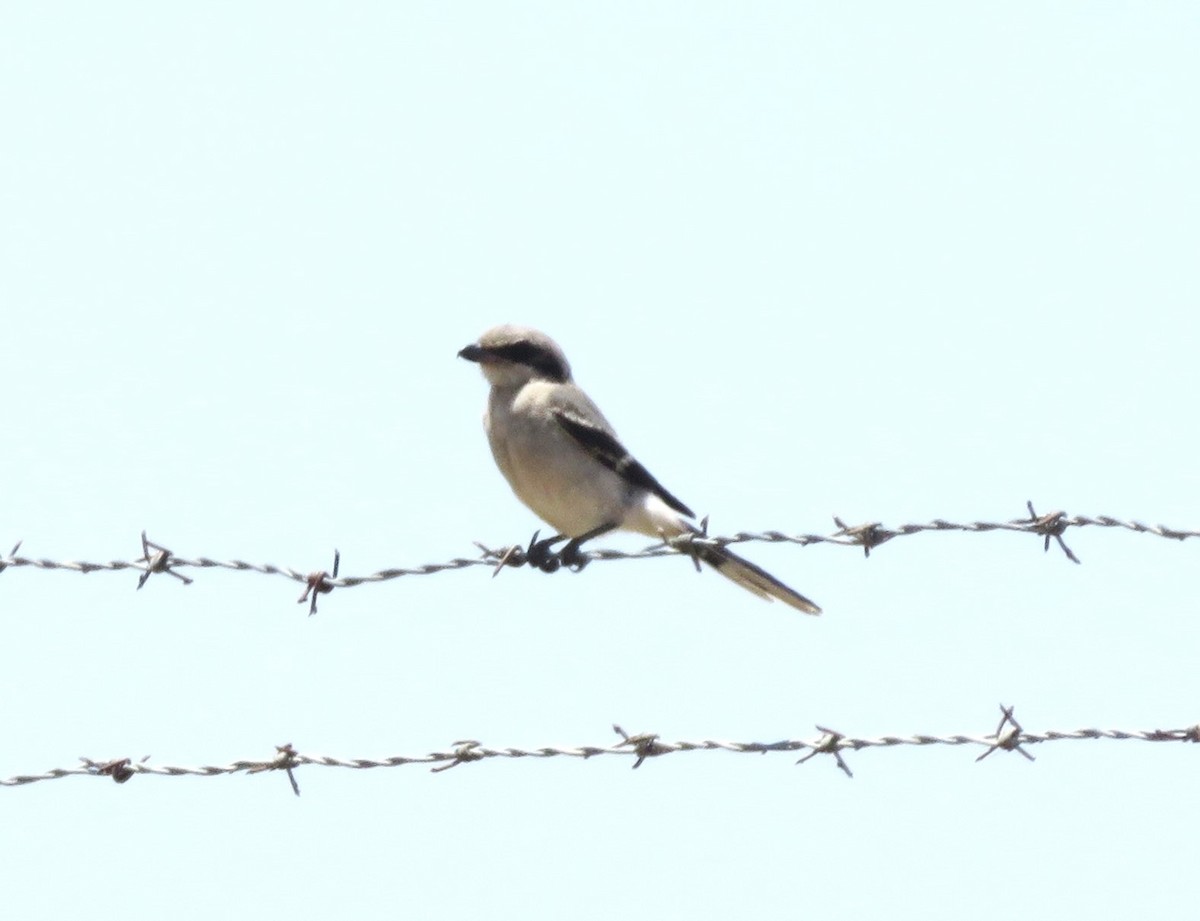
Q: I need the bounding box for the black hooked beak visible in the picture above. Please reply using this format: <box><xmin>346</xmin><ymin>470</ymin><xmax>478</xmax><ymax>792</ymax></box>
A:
<box><xmin>457</xmin><ymin>344</ymin><xmax>486</xmax><ymax>362</ymax></box>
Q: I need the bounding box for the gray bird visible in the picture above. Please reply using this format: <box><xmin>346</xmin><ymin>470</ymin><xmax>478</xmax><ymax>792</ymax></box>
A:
<box><xmin>459</xmin><ymin>324</ymin><xmax>821</xmax><ymax>614</ymax></box>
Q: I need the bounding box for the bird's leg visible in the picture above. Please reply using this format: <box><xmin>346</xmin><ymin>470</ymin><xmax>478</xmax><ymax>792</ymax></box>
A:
<box><xmin>525</xmin><ymin>531</ymin><xmax>569</xmax><ymax>573</ymax></box>
<box><xmin>557</xmin><ymin>522</ymin><xmax>618</xmax><ymax>572</ymax></box>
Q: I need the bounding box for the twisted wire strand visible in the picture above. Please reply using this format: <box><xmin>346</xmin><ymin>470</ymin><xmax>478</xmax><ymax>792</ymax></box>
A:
<box><xmin>0</xmin><ymin>507</ymin><xmax>1196</xmax><ymax>600</ymax></box>
<box><xmin>0</xmin><ymin>552</ymin><xmax>489</xmax><ymax>584</ymax></box>
<box><xmin>5</xmin><ymin>717</ymin><xmax>1196</xmax><ymax>791</ymax></box>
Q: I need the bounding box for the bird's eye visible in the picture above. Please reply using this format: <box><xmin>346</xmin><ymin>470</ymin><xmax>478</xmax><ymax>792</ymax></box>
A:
<box><xmin>492</xmin><ymin>342</ymin><xmax>568</xmax><ymax>382</ymax></box>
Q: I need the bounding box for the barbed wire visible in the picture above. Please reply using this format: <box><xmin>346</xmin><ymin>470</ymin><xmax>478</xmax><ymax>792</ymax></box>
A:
<box><xmin>0</xmin><ymin>502</ymin><xmax>1196</xmax><ymax>613</ymax></box>
<box><xmin>3</xmin><ymin>707</ymin><xmax>1195</xmax><ymax>795</ymax></box>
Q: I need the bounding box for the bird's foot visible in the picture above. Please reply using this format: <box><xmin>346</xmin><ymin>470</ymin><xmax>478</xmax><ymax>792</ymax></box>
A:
<box><xmin>525</xmin><ymin>531</ymin><xmax>568</xmax><ymax>573</ymax></box>
<box><xmin>557</xmin><ymin>538</ymin><xmax>591</xmax><ymax>572</ymax></box>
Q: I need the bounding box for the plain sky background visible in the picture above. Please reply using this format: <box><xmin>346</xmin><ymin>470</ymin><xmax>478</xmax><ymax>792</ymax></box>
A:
<box><xmin>3</xmin><ymin>3</ymin><xmax>1198</xmax><ymax>918</ymax></box>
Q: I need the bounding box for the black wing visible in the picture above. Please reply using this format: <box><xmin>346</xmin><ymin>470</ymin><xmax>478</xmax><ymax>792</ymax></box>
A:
<box><xmin>553</xmin><ymin>409</ymin><xmax>695</xmax><ymax>519</ymax></box>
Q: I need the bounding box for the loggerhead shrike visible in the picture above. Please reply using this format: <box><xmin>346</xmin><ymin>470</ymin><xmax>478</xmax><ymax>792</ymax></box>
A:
<box><xmin>459</xmin><ymin>324</ymin><xmax>821</xmax><ymax>614</ymax></box>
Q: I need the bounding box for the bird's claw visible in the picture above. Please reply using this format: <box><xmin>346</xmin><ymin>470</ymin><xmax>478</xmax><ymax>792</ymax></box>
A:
<box><xmin>526</xmin><ymin>531</ymin><xmax>565</xmax><ymax>573</ymax></box>
<box><xmin>557</xmin><ymin>540</ymin><xmax>591</xmax><ymax>572</ymax></box>
<box><xmin>522</xmin><ymin>531</ymin><xmax>593</xmax><ymax>573</ymax></box>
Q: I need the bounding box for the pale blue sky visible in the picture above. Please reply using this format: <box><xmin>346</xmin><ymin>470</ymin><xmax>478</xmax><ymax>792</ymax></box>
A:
<box><xmin>3</xmin><ymin>3</ymin><xmax>1198</xmax><ymax>918</ymax></box>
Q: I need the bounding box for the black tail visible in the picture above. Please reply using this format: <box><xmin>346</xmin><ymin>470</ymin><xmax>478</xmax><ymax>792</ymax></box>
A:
<box><xmin>691</xmin><ymin>542</ymin><xmax>821</xmax><ymax>615</ymax></box>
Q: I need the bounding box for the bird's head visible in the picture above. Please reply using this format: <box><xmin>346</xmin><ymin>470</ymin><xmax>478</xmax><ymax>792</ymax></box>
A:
<box><xmin>458</xmin><ymin>325</ymin><xmax>573</xmax><ymax>388</ymax></box>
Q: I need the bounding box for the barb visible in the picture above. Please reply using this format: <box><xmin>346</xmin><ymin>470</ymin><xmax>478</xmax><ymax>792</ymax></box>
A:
<box><xmin>613</xmin><ymin>724</ymin><xmax>673</xmax><ymax>769</ymax></box>
<box><xmin>1</xmin><ymin>504</ymin><xmax>1196</xmax><ymax>602</ymax></box>
<box><xmin>976</xmin><ymin>704</ymin><xmax>1036</xmax><ymax>762</ymax></box>
<box><xmin>136</xmin><ymin>531</ymin><xmax>193</xmax><ymax>590</ymax></box>
<box><xmin>298</xmin><ymin>549</ymin><xmax>340</xmax><ymax>616</ymax></box>
<box><xmin>430</xmin><ymin>740</ymin><xmax>485</xmax><ymax>774</ymax></box>
<box><xmin>83</xmin><ymin>755</ymin><xmax>149</xmax><ymax>783</ymax></box>
<box><xmin>0</xmin><ymin>540</ymin><xmax>21</xmax><ymax>576</ymax></box>
<box><xmin>246</xmin><ymin>744</ymin><xmax>302</xmax><ymax>796</ymax></box>
<box><xmin>796</xmin><ymin>725</ymin><xmax>854</xmax><ymax>778</ymax></box>
<box><xmin>5</xmin><ymin>712</ymin><xmax>1197</xmax><ymax>790</ymax></box>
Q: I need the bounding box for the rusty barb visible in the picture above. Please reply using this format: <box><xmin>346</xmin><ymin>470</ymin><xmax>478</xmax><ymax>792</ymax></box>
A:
<box><xmin>298</xmin><ymin>549</ymin><xmax>340</xmax><ymax>616</ymax></box>
<box><xmin>83</xmin><ymin>755</ymin><xmax>149</xmax><ymax>784</ymax></box>
<box><xmin>612</xmin><ymin>724</ymin><xmax>673</xmax><ymax>769</ymax></box>
<box><xmin>1022</xmin><ymin>501</ymin><xmax>1080</xmax><ymax>564</ymax></box>
<box><xmin>831</xmin><ymin>518</ymin><xmax>897</xmax><ymax>558</ymax></box>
